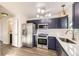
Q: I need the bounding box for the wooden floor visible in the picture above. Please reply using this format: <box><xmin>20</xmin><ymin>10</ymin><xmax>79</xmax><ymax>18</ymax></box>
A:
<box><xmin>1</xmin><ymin>44</ymin><xmax>57</xmax><ymax>56</ymax></box>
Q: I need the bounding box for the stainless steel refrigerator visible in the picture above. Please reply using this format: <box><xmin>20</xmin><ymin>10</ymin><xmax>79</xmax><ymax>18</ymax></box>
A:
<box><xmin>25</xmin><ymin>23</ymin><xmax>35</xmax><ymax>48</ymax></box>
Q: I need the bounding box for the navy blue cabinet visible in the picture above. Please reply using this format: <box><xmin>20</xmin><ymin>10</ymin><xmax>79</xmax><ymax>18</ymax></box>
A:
<box><xmin>48</xmin><ymin>19</ymin><xmax>58</xmax><ymax>29</ymax></box>
<box><xmin>56</xmin><ymin>40</ymin><xmax>62</xmax><ymax>55</ymax></box>
<box><xmin>73</xmin><ymin>2</ymin><xmax>79</xmax><ymax>28</ymax></box>
<box><xmin>56</xmin><ymin>40</ymin><xmax>68</xmax><ymax>56</ymax></box>
<box><xmin>57</xmin><ymin>17</ymin><xmax>68</xmax><ymax>28</ymax></box>
<box><xmin>33</xmin><ymin>35</ymin><xmax>37</xmax><ymax>47</ymax></box>
<box><xmin>48</xmin><ymin>16</ymin><xmax>68</xmax><ymax>29</ymax></box>
<box><xmin>48</xmin><ymin>37</ymin><xmax>68</xmax><ymax>56</ymax></box>
<box><xmin>48</xmin><ymin>37</ymin><xmax>56</xmax><ymax>50</ymax></box>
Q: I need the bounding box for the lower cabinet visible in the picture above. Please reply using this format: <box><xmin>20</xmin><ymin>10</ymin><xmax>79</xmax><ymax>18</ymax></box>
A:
<box><xmin>48</xmin><ymin>37</ymin><xmax>56</xmax><ymax>50</ymax></box>
<box><xmin>56</xmin><ymin>40</ymin><xmax>62</xmax><ymax>56</ymax></box>
<box><xmin>33</xmin><ymin>35</ymin><xmax>37</xmax><ymax>47</ymax></box>
<box><xmin>61</xmin><ymin>49</ymin><xmax>68</xmax><ymax>56</ymax></box>
<box><xmin>56</xmin><ymin>40</ymin><xmax>68</xmax><ymax>56</ymax></box>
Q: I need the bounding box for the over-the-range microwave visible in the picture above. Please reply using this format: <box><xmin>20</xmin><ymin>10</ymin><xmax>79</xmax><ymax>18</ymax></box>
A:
<box><xmin>38</xmin><ymin>24</ymin><xmax>48</xmax><ymax>29</ymax></box>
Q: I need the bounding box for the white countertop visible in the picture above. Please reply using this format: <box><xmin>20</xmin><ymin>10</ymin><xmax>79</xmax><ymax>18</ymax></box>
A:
<box><xmin>57</xmin><ymin>37</ymin><xmax>79</xmax><ymax>56</ymax></box>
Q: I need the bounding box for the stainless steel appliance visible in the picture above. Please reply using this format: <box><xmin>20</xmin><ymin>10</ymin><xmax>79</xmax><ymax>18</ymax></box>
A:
<box><xmin>38</xmin><ymin>24</ymin><xmax>48</xmax><ymax>29</ymax></box>
<box><xmin>37</xmin><ymin>34</ymin><xmax>48</xmax><ymax>49</ymax></box>
<box><xmin>25</xmin><ymin>23</ymin><xmax>35</xmax><ymax>48</ymax></box>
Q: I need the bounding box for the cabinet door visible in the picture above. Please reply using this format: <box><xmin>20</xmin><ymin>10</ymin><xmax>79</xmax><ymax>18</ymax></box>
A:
<box><xmin>48</xmin><ymin>37</ymin><xmax>56</xmax><ymax>50</ymax></box>
<box><xmin>57</xmin><ymin>17</ymin><xmax>68</xmax><ymax>28</ymax></box>
<box><xmin>56</xmin><ymin>40</ymin><xmax>68</xmax><ymax>56</ymax></box>
<box><xmin>48</xmin><ymin>19</ymin><xmax>58</xmax><ymax>29</ymax></box>
<box><xmin>73</xmin><ymin>2</ymin><xmax>79</xmax><ymax>28</ymax></box>
<box><xmin>33</xmin><ymin>35</ymin><xmax>37</xmax><ymax>47</ymax></box>
<box><xmin>61</xmin><ymin>49</ymin><xmax>68</xmax><ymax>56</ymax></box>
<box><xmin>56</xmin><ymin>40</ymin><xmax>61</xmax><ymax>55</ymax></box>
<box><xmin>40</xmin><ymin>19</ymin><xmax>49</xmax><ymax>24</ymax></box>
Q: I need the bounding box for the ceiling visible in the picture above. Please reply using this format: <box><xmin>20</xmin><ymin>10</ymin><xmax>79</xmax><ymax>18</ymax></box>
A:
<box><xmin>0</xmin><ymin>2</ymin><xmax>73</xmax><ymax>19</ymax></box>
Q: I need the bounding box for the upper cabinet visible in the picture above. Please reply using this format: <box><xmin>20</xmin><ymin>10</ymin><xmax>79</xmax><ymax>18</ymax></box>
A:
<box><xmin>48</xmin><ymin>18</ymin><xmax>58</xmax><ymax>29</ymax></box>
<box><xmin>48</xmin><ymin>16</ymin><xmax>68</xmax><ymax>29</ymax></box>
<box><xmin>73</xmin><ymin>2</ymin><xmax>79</xmax><ymax>28</ymax></box>
<box><xmin>27</xmin><ymin>16</ymin><xmax>68</xmax><ymax>29</ymax></box>
<box><xmin>59</xmin><ymin>16</ymin><xmax>68</xmax><ymax>28</ymax></box>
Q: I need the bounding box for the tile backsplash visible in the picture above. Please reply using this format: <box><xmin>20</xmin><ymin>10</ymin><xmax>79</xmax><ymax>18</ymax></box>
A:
<box><xmin>37</xmin><ymin>29</ymin><xmax>72</xmax><ymax>39</ymax></box>
<box><xmin>74</xmin><ymin>29</ymin><xmax>79</xmax><ymax>42</ymax></box>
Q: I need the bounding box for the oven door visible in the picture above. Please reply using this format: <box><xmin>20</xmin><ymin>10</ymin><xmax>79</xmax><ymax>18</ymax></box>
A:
<box><xmin>38</xmin><ymin>38</ymin><xmax>47</xmax><ymax>45</ymax></box>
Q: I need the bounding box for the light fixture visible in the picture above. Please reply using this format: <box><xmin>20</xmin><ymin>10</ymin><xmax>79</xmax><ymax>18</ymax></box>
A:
<box><xmin>36</xmin><ymin>14</ymin><xmax>40</xmax><ymax>18</ymax></box>
<box><xmin>48</xmin><ymin>13</ymin><xmax>51</xmax><ymax>16</ymax></box>
<box><xmin>37</xmin><ymin>8</ymin><xmax>41</xmax><ymax>13</ymax></box>
<box><xmin>61</xmin><ymin>4</ymin><xmax>66</xmax><ymax>15</ymax></box>
<box><xmin>0</xmin><ymin>12</ymin><xmax>8</xmax><ymax>17</ymax></box>
<box><xmin>45</xmin><ymin>13</ymin><xmax>51</xmax><ymax>17</ymax></box>
<box><xmin>41</xmin><ymin>9</ymin><xmax>45</xmax><ymax>14</ymax></box>
<box><xmin>36</xmin><ymin>7</ymin><xmax>51</xmax><ymax>18</ymax></box>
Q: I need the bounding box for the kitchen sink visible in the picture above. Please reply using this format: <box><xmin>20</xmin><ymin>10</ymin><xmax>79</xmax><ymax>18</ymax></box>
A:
<box><xmin>59</xmin><ymin>38</ymin><xmax>76</xmax><ymax>44</ymax></box>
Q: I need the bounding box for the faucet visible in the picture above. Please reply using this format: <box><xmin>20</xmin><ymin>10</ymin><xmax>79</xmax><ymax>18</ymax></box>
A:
<box><xmin>65</xmin><ymin>29</ymin><xmax>75</xmax><ymax>40</ymax></box>
<box><xmin>65</xmin><ymin>29</ymin><xmax>71</xmax><ymax>34</ymax></box>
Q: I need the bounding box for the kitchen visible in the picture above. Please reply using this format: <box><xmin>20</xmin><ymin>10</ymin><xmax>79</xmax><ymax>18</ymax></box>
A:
<box><xmin>0</xmin><ymin>2</ymin><xmax>79</xmax><ymax>56</ymax></box>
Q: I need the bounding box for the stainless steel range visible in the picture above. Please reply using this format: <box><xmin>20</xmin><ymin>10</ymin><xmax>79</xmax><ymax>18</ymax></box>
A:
<box><xmin>37</xmin><ymin>34</ymin><xmax>48</xmax><ymax>49</ymax></box>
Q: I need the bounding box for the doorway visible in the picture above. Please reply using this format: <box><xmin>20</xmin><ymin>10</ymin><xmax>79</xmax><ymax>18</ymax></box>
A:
<box><xmin>8</xmin><ymin>18</ymin><xmax>13</xmax><ymax>45</ymax></box>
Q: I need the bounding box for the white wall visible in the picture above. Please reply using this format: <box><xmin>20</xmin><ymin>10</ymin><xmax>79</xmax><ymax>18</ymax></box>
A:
<box><xmin>0</xmin><ymin>19</ymin><xmax>2</xmax><ymax>41</ymax></box>
<box><xmin>0</xmin><ymin>18</ymin><xmax>9</xmax><ymax>44</ymax></box>
<box><xmin>2</xmin><ymin>18</ymin><xmax>9</xmax><ymax>44</ymax></box>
